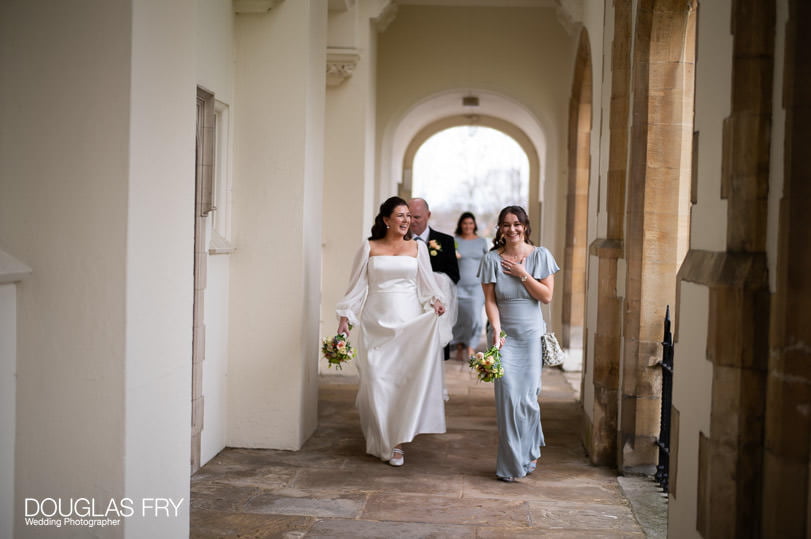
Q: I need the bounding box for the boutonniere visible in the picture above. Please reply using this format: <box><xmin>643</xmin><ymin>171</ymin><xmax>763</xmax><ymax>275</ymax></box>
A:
<box><xmin>428</xmin><ymin>239</ymin><xmax>442</xmax><ymax>256</ymax></box>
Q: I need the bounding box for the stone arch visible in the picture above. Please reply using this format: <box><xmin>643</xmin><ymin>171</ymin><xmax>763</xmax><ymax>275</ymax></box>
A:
<box><xmin>379</xmin><ymin>90</ymin><xmax>553</xmax><ymax>247</ymax></box>
<box><xmin>561</xmin><ymin>27</ymin><xmax>592</xmax><ymax>352</ymax></box>
<box><xmin>399</xmin><ymin>115</ymin><xmax>539</xmax><ymax>242</ymax></box>
<box><xmin>620</xmin><ymin>0</ymin><xmax>696</xmax><ymax>473</ymax></box>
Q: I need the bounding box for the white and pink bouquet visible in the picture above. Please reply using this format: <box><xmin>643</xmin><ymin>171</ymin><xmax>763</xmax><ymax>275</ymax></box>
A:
<box><xmin>468</xmin><ymin>332</ymin><xmax>506</xmax><ymax>383</ymax></box>
<box><xmin>321</xmin><ymin>331</ymin><xmax>357</xmax><ymax>370</ymax></box>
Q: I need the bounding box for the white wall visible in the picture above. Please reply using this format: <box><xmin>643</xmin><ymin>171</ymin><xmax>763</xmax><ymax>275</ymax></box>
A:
<box><xmin>228</xmin><ymin>0</ymin><xmax>326</xmax><ymax>450</ymax></box>
<box><xmin>124</xmin><ymin>0</ymin><xmax>196</xmax><ymax>537</ymax></box>
<box><xmin>0</xmin><ymin>2</ymin><xmax>132</xmax><ymax>536</ymax></box>
<box><xmin>196</xmin><ymin>0</ymin><xmax>237</xmax><ymax>467</ymax></box>
<box><xmin>689</xmin><ymin>1</ymin><xmax>732</xmax><ymax>253</ymax></box>
<box><xmin>320</xmin><ymin>2</ymin><xmax>381</xmax><ymax>376</ymax></box>
<box><xmin>670</xmin><ymin>282</ymin><xmax>714</xmax><ymax>539</ymax></box>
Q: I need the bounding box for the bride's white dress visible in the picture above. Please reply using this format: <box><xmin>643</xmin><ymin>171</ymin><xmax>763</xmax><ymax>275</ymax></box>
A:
<box><xmin>337</xmin><ymin>240</ymin><xmax>447</xmax><ymax>460</ymax></box>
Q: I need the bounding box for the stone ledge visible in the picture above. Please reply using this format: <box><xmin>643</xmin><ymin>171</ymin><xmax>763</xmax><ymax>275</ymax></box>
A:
<box><xmin>677</xmin><ymin>249</ymin><xmax>768</xmax><ymax>288</ymax></box>
<box><xmin>589</xmin><ymin>238</ymin><xmax>624</xmax><ymax>258</ymax></box>
<box><xmin>0</xmin><ymin>248</ymin><xmax>31</xmax><ymax>284</ymax></box>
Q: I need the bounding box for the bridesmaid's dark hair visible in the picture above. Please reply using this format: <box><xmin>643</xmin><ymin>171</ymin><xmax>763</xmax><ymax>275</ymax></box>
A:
<box><xmin>491</xmin><ymin>205</ymin><xmax>534</xmax><ymax>250</ymax></box>
<box><xmin>454</xmin><ymin>212</ymin><xmax>478</xmax><ymax>235</ymax></box>
<box><xmin>369</xmin><ymin>196</ymin><xmax>412</xmax><ymax>240</ymax></box>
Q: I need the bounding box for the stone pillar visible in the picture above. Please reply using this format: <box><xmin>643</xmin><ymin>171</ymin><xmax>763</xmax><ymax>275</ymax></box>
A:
<box><xmin>584</xmin><ymin>0</ymin><xmax>632</xmax><ymax>467</ymax></box>
<box><xmin>620</xmin><ymin>0</ymin><xmax>695</xmax><ymax>473</ymax></box>
<box><xmin>761</xmin><ymin>1</ymin><xmax>810</xmax><ymax>536</ymax></box>
<box><xmin>229</xmin><ymin>0</ymin><xmax>327</xmax><ymax>449</ymax></box>
<box><xmin>675</xmin><ymin>0</ymin><xmax>775</xmax><ymax>536</ymax></box>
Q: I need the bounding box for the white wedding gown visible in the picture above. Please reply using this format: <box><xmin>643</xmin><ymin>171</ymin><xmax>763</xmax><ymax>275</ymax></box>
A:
<box><xmin>337</xmin><ymin>240</ymin><xmax>447</xmax><ymax>460</ymax></box>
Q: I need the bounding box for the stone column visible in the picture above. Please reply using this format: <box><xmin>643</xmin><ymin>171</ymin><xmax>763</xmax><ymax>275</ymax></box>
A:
<box><xmin>584</xmin><ymin>0</ymin><xmax>632</xmax><ymax>466</ymax></box>
<box><xmin>620</xmin><ymin>0</ymin><xmax>695</xmax><ymax>473</ymax></box>
<box><xmin>761</xmin><ymin>1</ymin><xmax>810</xmax><ymax>536</ymax></box>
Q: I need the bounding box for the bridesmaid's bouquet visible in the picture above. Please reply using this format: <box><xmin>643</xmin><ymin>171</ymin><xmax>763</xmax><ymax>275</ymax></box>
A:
<box><xmin>468</xmin><ymin>332</ymin><xmax>507</xmax><ymax>383</ymax></box>
<box><xmin>322</xmin><ymin>331</ymin><xmax>357</xmax><ymax>370</ymax></box>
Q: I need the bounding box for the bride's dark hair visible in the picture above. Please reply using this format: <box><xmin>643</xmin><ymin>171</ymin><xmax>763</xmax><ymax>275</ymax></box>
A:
<box><xmin>491</xmin><ymin>205</ymin><xmax>534</xmax><ymax>250</ymax></box>
<box><xmin>369</xmin><ymin>196</ymin><xmax>412</xmax><ymax>240</ymax></box>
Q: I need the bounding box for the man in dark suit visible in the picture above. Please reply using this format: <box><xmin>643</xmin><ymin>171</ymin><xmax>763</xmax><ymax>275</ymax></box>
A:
<box><xmin>408</xmin><ymin>198</ymin><xmax>459</xmax><ymax>359</ymax></box>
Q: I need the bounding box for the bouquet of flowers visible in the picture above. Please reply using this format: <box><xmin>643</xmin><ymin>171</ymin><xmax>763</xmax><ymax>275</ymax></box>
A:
<box><xmin>468</xmin><ymin>332</ymin><xmax>507</xmax><ymax>383</ymax></box>
<box><xmin>321</xmin><ymin>330</ymin><xmax>357</xmax><ymax>370</ymax></box>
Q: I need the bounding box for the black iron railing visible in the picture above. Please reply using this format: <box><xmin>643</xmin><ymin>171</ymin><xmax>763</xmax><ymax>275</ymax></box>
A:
<box><xmin>655</xmin><ymin>305</ymin><xmax>674</xmax><ymax>492</ymax></box>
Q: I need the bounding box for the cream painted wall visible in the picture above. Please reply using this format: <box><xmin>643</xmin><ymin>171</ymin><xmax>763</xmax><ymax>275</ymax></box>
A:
<box><xmin>1</xmin><ymin>2</ymin><xmax>131</xmax><ymax>536</ymax></box>
<box><xmin>228</xmin><ymin>0</ymin><xmax>325</xmax><ymax>450</ymax></box>
<box><xmin>195</xmin><ymin>0</ymin><xmax>237</xmax><ymax>467</ymax></box>
<box><xmin>301</xmin><ymin>1</ymin><xmax>329</xmax><ymax>439</ymax></box>
<box><xmin>669</xmin><ymin>282</ymin><xmax>714</xmax><ymax>539</ymax></box>
<box><xmin>321</xmin><ymin>2</ymin><xmax>381</xmax><ymax>376</ymax></box>
<box><xmin>197</xmin><ymin>0</ymin><xmax>236</xmax><ymax>104</ymax></box>
<box><xmin>375</xmin><ymin>5</ymin><xmax>578</xmax><ymax>334</ymax></box>
<box><xmin>124</xmin><ymin>1</ymin><xmax>196</xmax><ymax>537</ymax></box>
<box><xmin>690</xmin><ymin>0</ymin><xmax>732</xmax><ymax>252</ymax></box>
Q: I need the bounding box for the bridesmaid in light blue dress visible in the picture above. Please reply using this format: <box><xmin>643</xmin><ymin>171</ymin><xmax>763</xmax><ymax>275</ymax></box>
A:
<box><xmin>478</xmin><ymin>206</ymin><xmax>559</xmax><ymax>481</ymax></box>
<box><xmin>451</xmin><ymin>212</ymin><xmax>490</xmax><ymax>361</ymax></box>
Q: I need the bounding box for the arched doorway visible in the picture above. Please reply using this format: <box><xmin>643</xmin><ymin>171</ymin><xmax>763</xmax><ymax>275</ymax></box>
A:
<box><xmin>399</xmin><ymin>114</ymin><xmax>542</xmax><ymax>245</ymax></box>
<box><xmin>408</xmin><ymin>125</ymin><xmax>530</xmax><ymax>240</ymax></box>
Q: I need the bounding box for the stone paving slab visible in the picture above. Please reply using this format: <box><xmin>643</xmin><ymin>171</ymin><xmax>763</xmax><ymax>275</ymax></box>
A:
<box><xmin>362</xmin><ymin>492</ymin><xmax>532</xmax><ymax>527</ymax></box>
<box><xmin>528</xmin><ymin>500</ymin><xmax>641</xmax><ymax>532</ymax></box>
<box><xmin>462</xmin><ymin>476</ymin><xmax>628</xmax><ymax>505</ymax></box>
<box><xmin>190</xmin><ymin>510</ymin><xmax>313</xmax><ymax>538</ymax></box>
<box><xmin>476</xmin><ymin>526</ymin><xmax>645</xmax><ymax>538</ymax></box>
<box><xmin>244</xmin><ymin>491</ymin><xmax>367</xmax><ymax>519</ymax></box>
<box><xmin>291</xmin><ymin>467</ymin><xmax>465</xmax><ymax>497</ymax></box>
<box><xmin>305</xmin><ymin>518</ymin><xmax>476</xmax><ymax>538</ymax></box>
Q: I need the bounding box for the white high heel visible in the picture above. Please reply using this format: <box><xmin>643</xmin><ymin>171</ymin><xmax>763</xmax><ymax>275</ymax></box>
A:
<box><xmin>389</xmin><ymin>448</ymin><xmax>404</xmax><ymax>467</ymax></box>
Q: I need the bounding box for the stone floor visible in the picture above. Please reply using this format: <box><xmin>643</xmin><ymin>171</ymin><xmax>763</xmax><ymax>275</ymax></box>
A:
<box><xmin>191</xmin><ymin>361</ymin><xmax>649</xmax><ymax>538</ymax></box>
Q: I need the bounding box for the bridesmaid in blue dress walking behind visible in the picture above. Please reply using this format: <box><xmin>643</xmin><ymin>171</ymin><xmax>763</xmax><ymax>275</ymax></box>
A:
<box><xmin>451</xmin><ymin>212</ymin><xmax>490</xmax><ymax>362</ymax></box>
<box><xmin>478</xmin><ymin>206</ymin><xmax>560</xmax><ymax>481</ymax></box>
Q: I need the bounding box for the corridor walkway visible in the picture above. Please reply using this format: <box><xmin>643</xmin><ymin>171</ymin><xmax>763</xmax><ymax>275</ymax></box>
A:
<box><xmin>191</xmin><ymin>361</ymin><xmax>646</xmax><ymax>537</ymax></box>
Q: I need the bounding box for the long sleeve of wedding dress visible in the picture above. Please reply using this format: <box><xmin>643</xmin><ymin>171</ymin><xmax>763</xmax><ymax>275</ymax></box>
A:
<box><xmin>336</xmin><ymin>241</ymin><xmax>370</xmax><ymax>326</ymax></box>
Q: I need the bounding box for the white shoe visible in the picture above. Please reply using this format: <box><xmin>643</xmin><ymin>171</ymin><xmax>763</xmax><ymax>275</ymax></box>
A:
<box><xmin>388</xmin><ymin>448</ymin><xmax>404</xmax><ymax>467</ymax></box>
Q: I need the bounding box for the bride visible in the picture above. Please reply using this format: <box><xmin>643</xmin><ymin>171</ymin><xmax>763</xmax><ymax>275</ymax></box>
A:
<box><xmin>336</xmin><ymin>196</ymin><xmax>448</xmax><ymax>466</ymax></box>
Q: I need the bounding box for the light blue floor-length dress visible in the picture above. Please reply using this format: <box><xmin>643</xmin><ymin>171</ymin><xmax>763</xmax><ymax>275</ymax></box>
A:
<box><xmin>452</xmin><ymin>236</ymin><xmax>490</xmax><ymax>349</ymax></box>
<box><xmin>478</xmin><ymin>246</ymin><xmax>560</xmax><ymax>479</ymax></box>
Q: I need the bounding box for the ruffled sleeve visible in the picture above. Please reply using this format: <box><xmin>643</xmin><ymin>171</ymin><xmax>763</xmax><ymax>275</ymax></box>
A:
<box><xmin>531</xmin><ymin>246</ymin><xmax>560</xmax><ymax>280</ymax></box>
<box><xmin>478</xmin><ymin>250</ymin><xmax>499</xmax><ymax>284</ymax></box>
<box><xmin>416</xmin><ymin>240</ymin><xmax>446</xmax><ymax>307</ymax></box>
<box><xmin>335</xmin><ymin>241</ymin><xmax>370</xmax><ymax>326</ymax></box>
<box><xmin>478</xmin><ymin>237</ymin><xmax>490</xmax><ymax>256</ymax></box>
